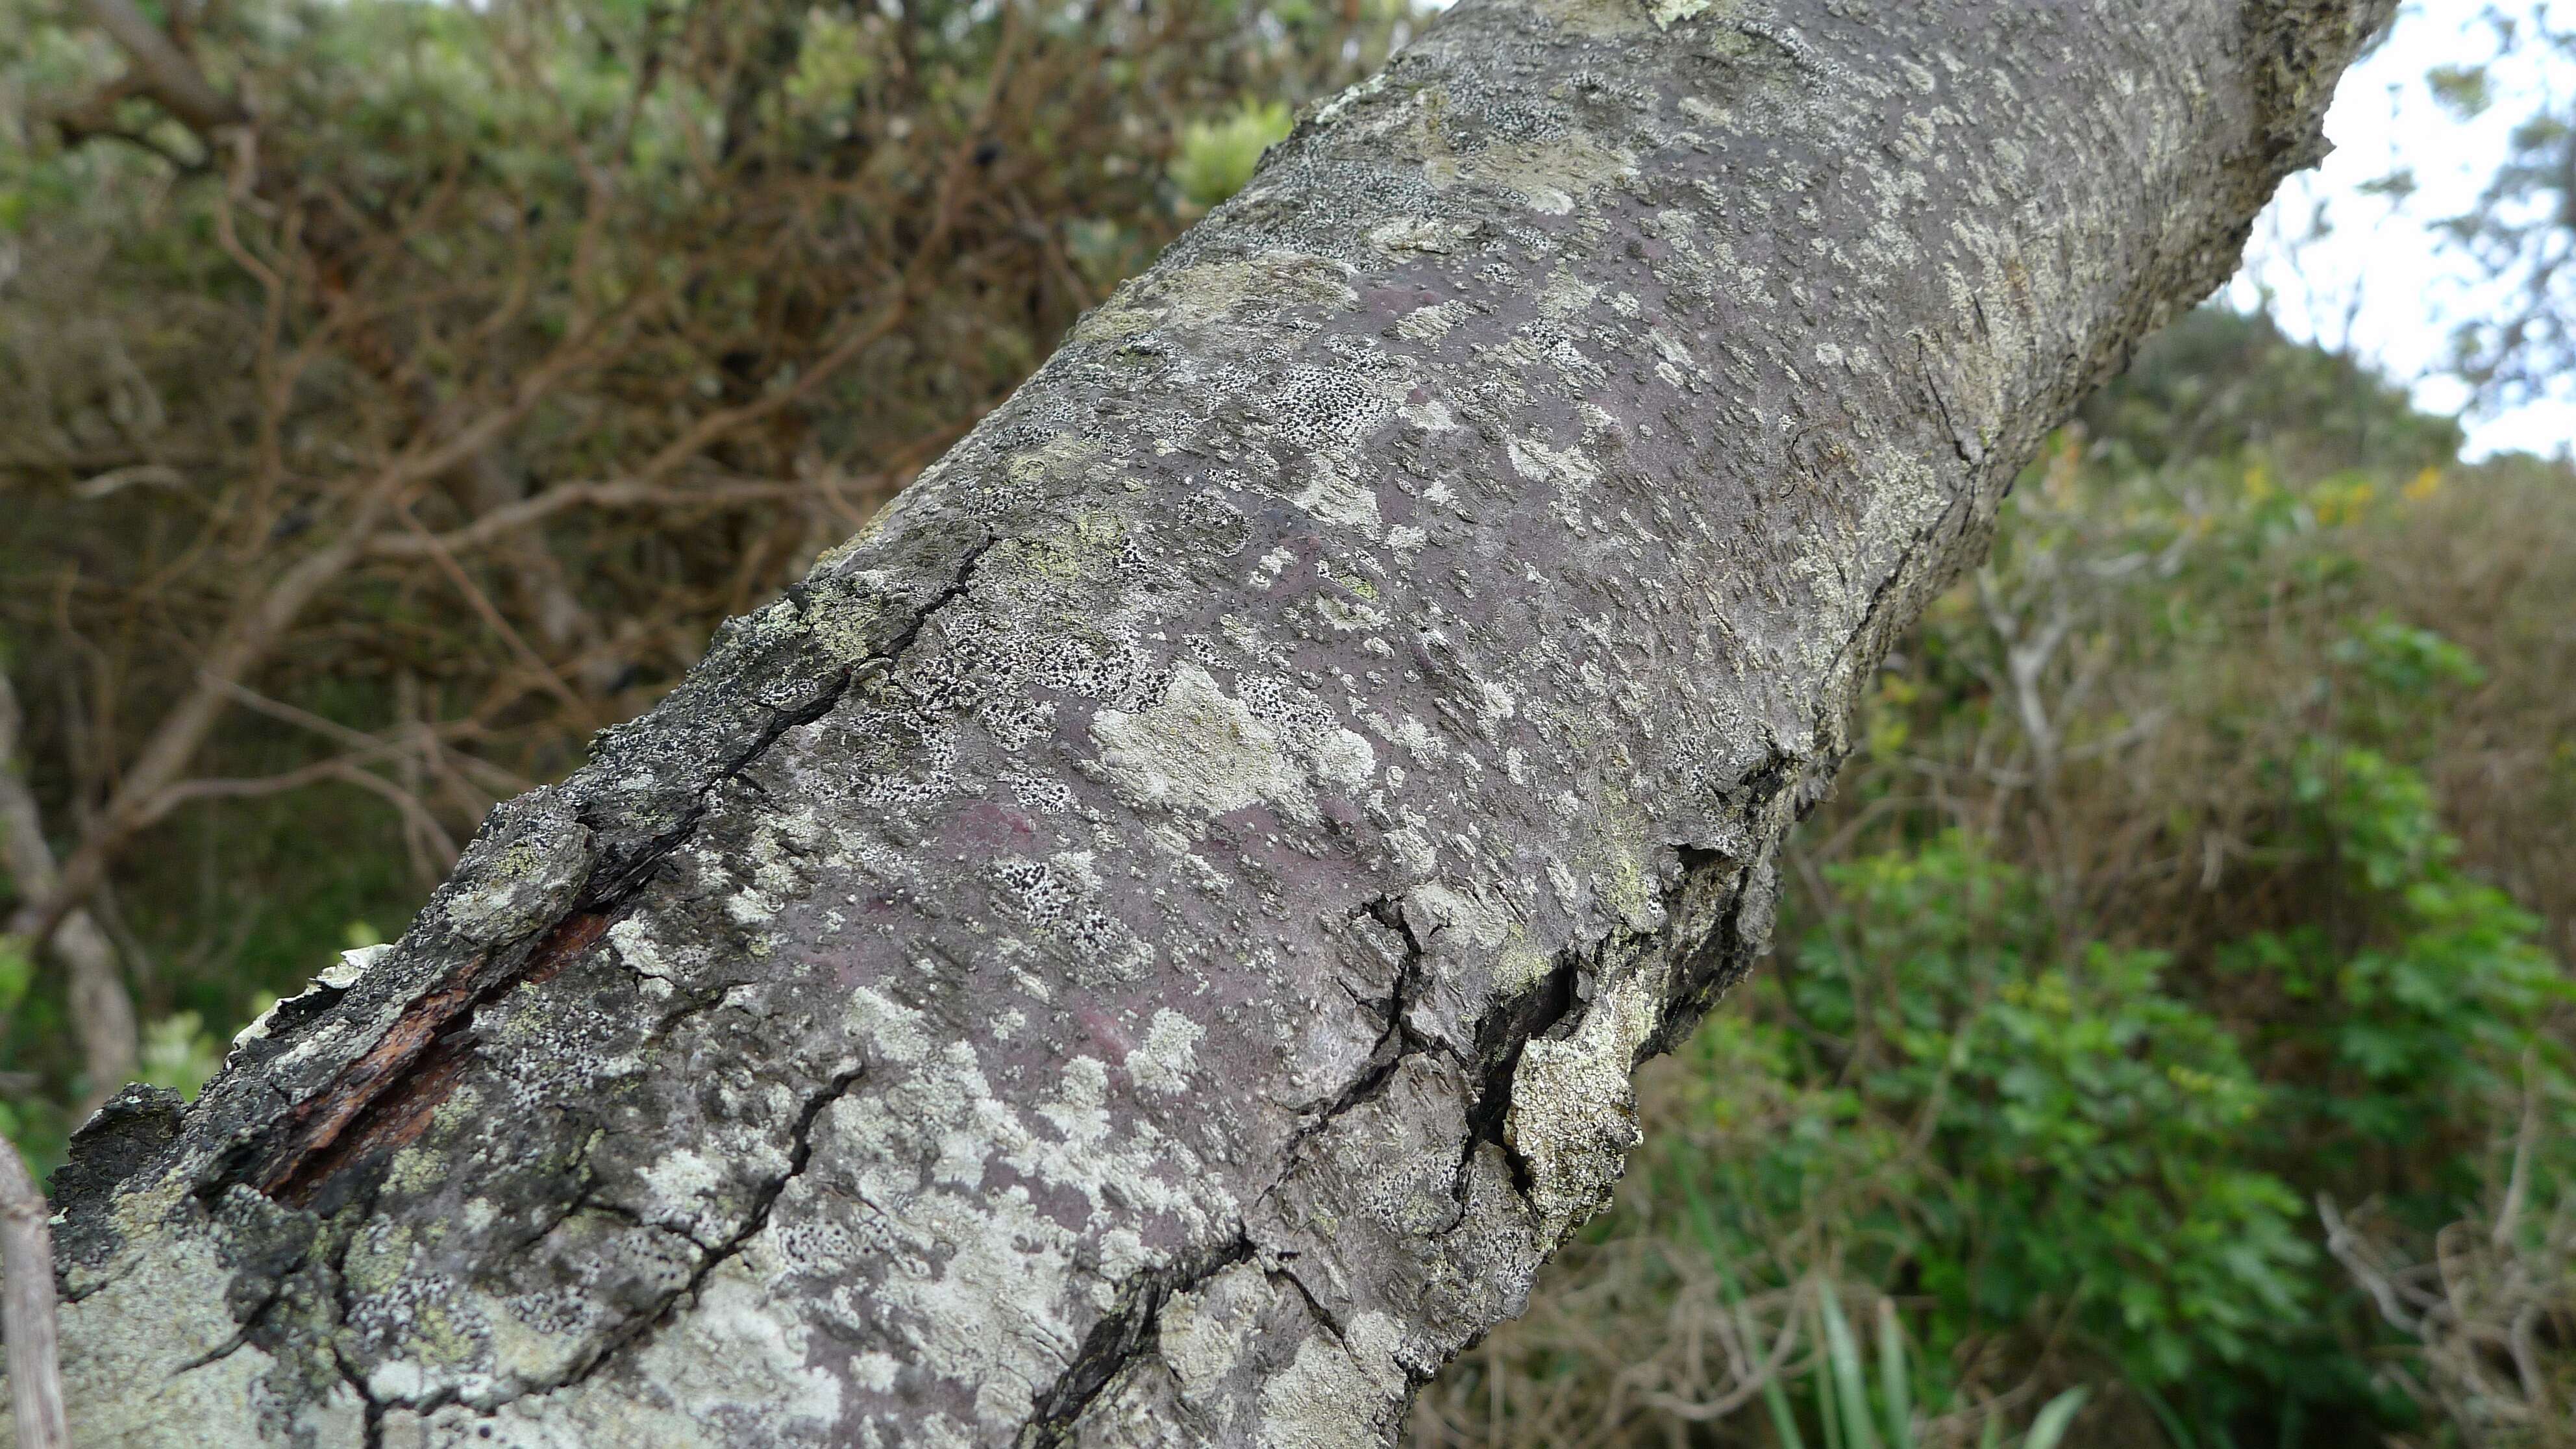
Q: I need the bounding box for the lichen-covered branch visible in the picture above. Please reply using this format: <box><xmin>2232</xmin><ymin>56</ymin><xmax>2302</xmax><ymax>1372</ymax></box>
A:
<box><xmin>19</xmin><ymin>0</ymin><xmax>2390</xmax><ymax>1443</ymax></box>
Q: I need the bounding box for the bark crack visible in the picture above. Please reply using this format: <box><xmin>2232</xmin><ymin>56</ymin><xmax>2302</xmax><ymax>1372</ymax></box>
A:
<box><xmin>1455</xmin><ymin>947</ymin><xmax>1588</xmax><ymax>1204</ymax></box>
<box><xmin>538</xmin><ymin>1063</ymin><xmax>867</xmax><ymax>1399</ymax></box>
<box><xmin>1284</xmin><ymin>897</ymin><xmax>1439</xmax><ymax>1148</ymax></box>
<box><xmin>320</xmin><ymin>1174</ymin><xmax>393</xmax><ymax>1448</ymax></box>
<box><xmin>237</xmin><ymin>533</ymin><xmax>998</xmax><ymax>1208</ymax></box>
<box><xmin>327</xmin><ymin>1335</ymin><xmax>388</xmax><ymax>1449</ymax></box>
<box><xmin>1016</xmin><ymin>1230</ymin><xmax>1257</xmax><ymax>1449</ymax></box>
<box><xmin>339</xmin><ymin>1062</ymin><xmax>871</xmax><ymax>1433</ymax></box>
<box><xmin>168</xmin><ymin>1276</ymin><xmax>290</xmax><ymax>1376</ymax></box>
<box><xmin>1644</xmin><ymin>851</ymin><xmax>1753</xmax><ymax>1056</ymax></box>
<box><xmin>257</xmin><ymin>910</ymin><xmax>617</xmax><ymax>1208</ymax></box>
<box><xmin>1267</xmin><ymin>1256</ymin><xmax>1350</xmax><ymax>1347</ymax></box>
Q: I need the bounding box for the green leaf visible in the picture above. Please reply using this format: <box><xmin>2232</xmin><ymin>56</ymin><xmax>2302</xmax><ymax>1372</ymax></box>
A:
<box><xmin>140</xmin><ymin>1011</ymin><xmax>223</xmax><ymax>1101</ymax></box>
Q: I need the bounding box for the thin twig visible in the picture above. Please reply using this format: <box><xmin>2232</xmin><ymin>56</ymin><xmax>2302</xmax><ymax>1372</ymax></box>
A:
<box><xmin>395</xmin><ymin>509</ymin><xmax>597</xmax><ymax>729</ymax></box>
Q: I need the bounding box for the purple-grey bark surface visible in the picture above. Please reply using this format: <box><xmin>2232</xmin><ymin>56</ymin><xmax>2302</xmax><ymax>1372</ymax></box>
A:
<box><xmin>25</xmin><ymin>1</ymin><xmax>2390</xmax><ymax>1443</ymax></box>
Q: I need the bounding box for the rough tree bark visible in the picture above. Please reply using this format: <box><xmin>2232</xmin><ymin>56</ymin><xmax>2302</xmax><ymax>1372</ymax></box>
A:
<box><xmin>20</xmin><ymin>1</ymin><xmax>2389</xmax><ymax>1443</ymax></box>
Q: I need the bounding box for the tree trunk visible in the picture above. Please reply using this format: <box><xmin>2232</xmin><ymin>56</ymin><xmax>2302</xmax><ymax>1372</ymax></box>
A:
<box><xmin>25</xmin><ymin>1</ymin><xmax>2388</xmax><ymax>1443</ymax></box>
<box><xmin>0</xmin><ymin>673</ymin><xmax>138</xmax><ymax>1109</ymax></box>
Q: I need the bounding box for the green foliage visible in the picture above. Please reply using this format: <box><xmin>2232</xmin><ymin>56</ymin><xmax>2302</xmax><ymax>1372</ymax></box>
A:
<box><xmin>1172</xmin><ymin>99</ymin><xmax>1292</xmax><ymax>206</ymax></box>
<box><xmin>2016</xmin><ymin>1389</ymin><xmax>2091</xmax><ymax>1449</ymax></box>
<box><xmin>2325</xmin><ymin>615</ymin><xmax>2483</xmax><ymax>747</ymax></box>
<box><xmin>138</xmin><ymin>1011</ymin><xmax>223</xmax><ymax>1101</ymax></box>
<box><xmin>2231</xmin><ymin>737</ymin><xmax>2570</xmax><ymax>1204</ymax></box>
<box><xmin>2425</xmin><ymin>63</ymin><xmax>2492</xmax><ymax>119</ymax></box>
<box><xmin>1688</xmin><ymin>1195</ymin><xmax>2096</xmax><ymax>1449</ymax></box>
<box><xmin>0</xmin><ymin>935</ymin><xmax>32</xmax><ymax>1020</ymax></box>
<box><xmin>1729</xmin><ymin>841</ymin><xmax>2315</xmax><ymax>1389</ymax></box>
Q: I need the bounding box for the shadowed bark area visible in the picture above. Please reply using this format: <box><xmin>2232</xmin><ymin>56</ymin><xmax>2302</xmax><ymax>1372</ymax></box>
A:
<box><xmin>19</xmin><ymin>1</ymin><xmax>2390</xmax><ymax>1443</ymax></box>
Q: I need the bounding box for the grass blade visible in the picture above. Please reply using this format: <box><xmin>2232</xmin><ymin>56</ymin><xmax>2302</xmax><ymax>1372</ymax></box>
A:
<box><xmin>1818</xmin><ymin>1347</ymin><xmax>1846</xmax><ymax>1449</ymax></box>
<box><xmin>1767</xmin><ymin>1376</ymin><xmax>1811</xmax><ymax>1449</ymax></box>
<box><xmin>1875</xmin><ymin>1298</ymin><xmax>1913</xmax><ymax>1449</ymax></box>
<box><xmin>1818</xmin><ymin>1290</ymin><xmax>1883</xmax><ymax>1449</ymax></box>
<box><xmin>1685</xmin><ymin>1182</ymin><xmax>1807</xmax><ymax>1449</ymax></box>
<box><xmin>2022</xmin><ymin>1387</ymin><xmax>2092</xmax><ymax>1449</ymax></box>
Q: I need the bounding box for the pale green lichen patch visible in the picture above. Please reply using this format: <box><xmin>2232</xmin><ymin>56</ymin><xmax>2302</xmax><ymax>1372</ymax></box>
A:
<box><xmin>845</xmin><ymin>984</ymin><xmax>932</xmax><ymax>1062</ymax></box>
<box><xmin>1158</xmin><ymin>1261</ymin><xmax>1275</xmax><ymax>1398</ymax></box>
<box><xmin>1426</xmin><ymin>131</ymin><xmax>1636</xmax><ymax>216</ymax></box>
<box><xmin>408</xmin><ymin>1254</ymin><xmax>842</xmax><ymax>1447</ymax></box>
<box><xmin>1071</xmin><ymin>253</ymin><xmax>1359</xmax><ymax>345</ymax></box>
<box><xmin>774</xmin><ymin>1031</ymin><xmax>1238</xmax><ymax>1437</ymax></box>
<box><xmin>1504</xmin><ymin>964</ymin><xmax>1664</xmax><ymax>1241</ymax></box>
<box><xmin>34</xmin><ymin>1219</ymin><xmax>359</xmax><ymax>1447</ymax></box>
<box><xmin>1256</xmin><ymin>1324</ymin><xmax>1407</xmax><ymax>1449</ymax></box>
<box><xmin>1092</xmin><ymin>663</ymin><xmax>1293</xmax><ymax>819</ymax></box>
<box><xmin>1004</xmin><ymin>433</ymin><xmax>1108</xmax><ymax>494</ymax></box>
<box><xmin>1642</xmin><ymin>0</ymin><xmax>1738</xmax><ymax>31</ymax></box>
<box><xmin>1291</xmin><ymin>467</ymin><xmax>1384</xmax><ymax>531</ymax></box>
<box><xmin>459</xmin><ymin>1282</ymin><xmax>595</xmax><ymax>1394</ymax></box>
<box><xmin>435</xmin><ymin>804</ymin><xmax>591</xmax><ymax>943</ymax></box>
<box><xmin>626</xmin><ymin>1257</ymin><xmax>843</xmax><ymax>1428</ymax></box>
<box><xmin>1524</xmin><ymin>0</ymin><xmax>1657</xmax><ymax>37</ymax></box>
<box><xmin>1395</xmin><ymin>297</ymin><xmax>1478</xmax><ymax>344</ymax></box>
<box><xmin>802</xmin><ymin>586</ymin><xmax>894</xmax><ymax>667</ymax></box>
<box><xmin>1504</xmin><ymin>434</ymin><xmax>1600</xmax><ymax>494</ymax></box>
<box><xmin>1088</xmin><ymin>662</ymin><xmax>1373</xmax><ymax>828</ymax></box>
<box><xmin>1126</xmin><ymin>1008</ymin><xmax>1205</xmax><ymax>1094</ymax></box>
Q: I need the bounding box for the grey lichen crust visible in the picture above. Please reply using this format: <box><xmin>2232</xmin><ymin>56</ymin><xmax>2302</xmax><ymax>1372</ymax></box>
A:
<box><xmin>24</xmin><ymin>0</ymin><xmax>2390</xmax><ymax>1444</ymax></box>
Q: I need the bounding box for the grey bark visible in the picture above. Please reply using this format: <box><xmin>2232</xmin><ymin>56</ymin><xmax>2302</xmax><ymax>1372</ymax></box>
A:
<box><xmin>0</xmin><ymin>1135</ymin><xmax>67</xmax><ymax>1449</ymax></box>
<box><xmin>0</xmin><ymin>672</ymin><xmax>138</xmax><ymax>1108</ymax></box>
<box><xmin>18</xmin><ymin>1</ymin><xmax>2388</xmax><ymax>1444</ymax></box>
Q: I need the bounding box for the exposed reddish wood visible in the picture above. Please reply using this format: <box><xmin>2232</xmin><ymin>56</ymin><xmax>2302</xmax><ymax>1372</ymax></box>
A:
<box><xmin>262</xmin><ymin>910</ymin><xmax>613</xmax><ymax>1205</ymax></box>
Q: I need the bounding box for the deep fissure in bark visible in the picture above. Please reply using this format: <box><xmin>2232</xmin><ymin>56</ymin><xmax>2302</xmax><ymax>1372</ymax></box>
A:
<box><xmin>323</xmin><ymin>1172</ymin><xmax>392</xmax><ymax>1448</ymax></box>
<box><xmin>1463</xmin><ymin>952</ymin><xmax>1589</xmax><ymax>1200</ymax></box>
<box><xmin>1643</xmin><ymin>845</ymin><xmax>1759</xmax><ymax>1059</ymax></box>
